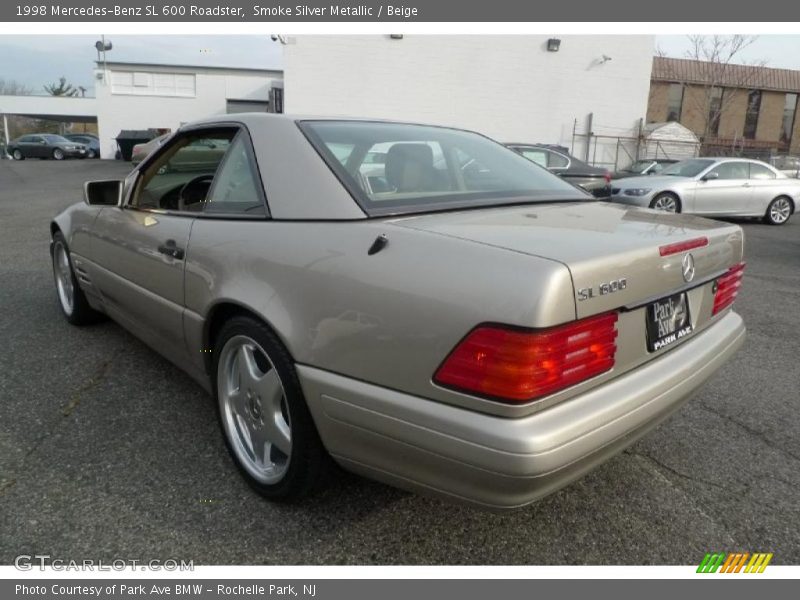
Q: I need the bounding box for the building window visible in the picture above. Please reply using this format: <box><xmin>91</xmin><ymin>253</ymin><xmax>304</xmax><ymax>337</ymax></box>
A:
<box><xmin>666</xmin><ymin>83</ymin><xmax>684</xmax><ymax>122</ymax></box>
<box><xmin>781</xmin><ymin>93</ymin><xmax>798</xmax><ymax>145</ymax></box>
<box><xmin>110</xmin><ymin>70</ymin><xmax>196</xmax><ymax>97</ymax></box>
<box><xmin>708</xmin><ymin>87</ymin><xmax>724</xmax><ymax>137</ymax></box>
<box><xmin>743</xmin><ymin>90</ymin><xmax>762</xmax><ymax>140</ymax></box>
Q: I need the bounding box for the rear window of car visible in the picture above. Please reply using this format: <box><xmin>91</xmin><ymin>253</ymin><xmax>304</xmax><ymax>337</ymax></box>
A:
<box><xmin>298</xmin><ymin>120</ymin><xmax>584</xmax><ymax>216</ymax></box>
<box><xmin>749</xmin><ymin>163</ymin><xmax>776</xmax><ymax>179</ymax></box>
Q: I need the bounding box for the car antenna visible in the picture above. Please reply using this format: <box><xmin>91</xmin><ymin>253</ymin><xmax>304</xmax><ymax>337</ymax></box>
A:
<box><xmin>368</xmin><ymin>234</ymin><xmax>389</xmax><ymax>256</ymax></box>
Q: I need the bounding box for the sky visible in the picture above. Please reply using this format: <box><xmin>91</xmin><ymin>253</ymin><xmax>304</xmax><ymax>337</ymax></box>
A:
<box><xmin>0</xmin><ymin>35</ymin><xmax>283</xmax><ymax>96</ymax></box>
<box><xmin>1</xmin><ymin>34</ymin><xmax>799</xmax><ymax>97</ymax></box>
<box><xmin>655</xmin><ymin>35</ymin><xmax>800</xmax><ymax>69</ymax></box>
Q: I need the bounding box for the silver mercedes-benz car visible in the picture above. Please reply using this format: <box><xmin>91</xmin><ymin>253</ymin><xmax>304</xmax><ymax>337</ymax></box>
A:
<box><xmin>50</xmin><ymin>114</ymin><xmax>746</xmax><ymax>510</ymax></box>
<box><xmin>610</xmin><ymin>157</ymin><xmax>799</xmax><ymax>225</ymax></box>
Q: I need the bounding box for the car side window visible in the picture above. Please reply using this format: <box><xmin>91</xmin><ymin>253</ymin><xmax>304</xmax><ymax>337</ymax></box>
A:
<box><xmin>708</xmin><ymin>162</ymin><xmax>749</xmax><ymax>180</ymax></box>
<box><xmin>519</xmin><ymin>148</ymin><xmax>548</xmax><ymax>167</ymax></box>
<box><xmin>131</xmin><ymin>128</ymin><xmax>237</xmax><ymax>212</ymax></box>
<box><xmin>204</xmin><ymin>133</ymin><xmax>266</xmax><ymax>216</ymax></box>
<box><xmin>749</xmin><ymin>164</ymin><xmax>776</xmax><ymax>180</ymax></box>
<box><xmin>547</xmin><ymin>151</ymin><xmax>569</xmax><ymax>169</ymax></box>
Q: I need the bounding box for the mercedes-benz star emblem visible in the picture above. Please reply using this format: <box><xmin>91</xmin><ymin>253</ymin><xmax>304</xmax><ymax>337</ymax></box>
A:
<box><xmin>682</xmin><ymin>253</ymin><xmax>696</xmax><ymax>283</ymax></box>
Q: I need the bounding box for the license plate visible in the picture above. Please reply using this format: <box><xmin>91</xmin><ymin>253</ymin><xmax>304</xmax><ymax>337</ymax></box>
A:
<box><xmin>646</xmin><ymin>292</ymin><xmax>692</xmax><ymax>352</ymax></box>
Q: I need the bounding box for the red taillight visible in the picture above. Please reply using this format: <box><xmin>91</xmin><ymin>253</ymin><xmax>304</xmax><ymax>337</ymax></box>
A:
<box><xmin>434</xmin><ymin>313</ymin><xmax>618</xmax><ymax>403</ymax></box>
<box><xmin>659</xmin><ymin>237</ymin><xmax>709</xmax><ymax>256</ymax></box>
<box><xmin>604</xmin><ymin>171</ymin><xmax>611</xmax><ymax>183</ymax></box>
<box><xmin>713</xmin><ymin>262</ymin><xmax>745</xmax><ymax>315</ymax></box>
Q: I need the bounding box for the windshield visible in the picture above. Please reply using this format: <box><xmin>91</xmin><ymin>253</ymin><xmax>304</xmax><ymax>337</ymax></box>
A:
<box><xmin>43</xmin><ymin>135</ymin><xmax>70</xmax><ymax>144</ymax></box>
<box><xmin>660</xmin><ymin>159</ymin><xmax>715</xmax><ymax>177</ymax></box>
<box><xmin>626</xmin><ymin>160</ymin><xmax>654</xmax><ymax>172</ymax></box>
<box><xmin>299</xmin><ymin>120</ymin><xmax>585</xmax><ymax>216</ymax></box>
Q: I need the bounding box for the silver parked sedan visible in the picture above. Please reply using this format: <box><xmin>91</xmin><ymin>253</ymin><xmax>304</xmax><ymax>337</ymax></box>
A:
<box><xmin>610</xmin><ymin>157</ymin><xmax>799</xmax><ymax>225</ymax></box>
<box><xmin>50</xmin><ymin>114</ymin><xmax>746</xmax><ymax>510</ymax></box>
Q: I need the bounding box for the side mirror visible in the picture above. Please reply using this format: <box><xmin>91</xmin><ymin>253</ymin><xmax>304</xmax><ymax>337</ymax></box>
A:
<box><xmin>84</xmin><ymin>179</ymin><xmax>122</xmax><ymax>206</ymax></box>
<box><xmin>701</xmin><ymin>171</ymin><xmax>719</xmax><ymax>181</ymax></box>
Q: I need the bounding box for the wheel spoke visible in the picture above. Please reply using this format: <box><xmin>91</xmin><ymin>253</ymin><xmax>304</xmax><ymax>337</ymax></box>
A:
<box><xmin>233</xmin><ymin>413</ymin><xmax>255</xmax><ymax>457</ymax></box>
<box><xmin>256</xmin><ymin>369</ymin><xmax>283</xmax><ymax>413</ymax></box>
<box><xmin>249</xmin><ymin>424</ymin><xmax>270</xmax><ymax>465</ymax></box>
<box><xmin>236</xmin><ymin>344</ymin><xmax>261</xmax><ymax>388</ymax></box>
<box><xmin>270</xmin><ymin>414</ymin><xmax>292</xmax><ymax>456</ymax></box>
<box><xmin>227</xmin><ymin>387</ymin><xmax>246</xmax><ymax>416</ymax></box>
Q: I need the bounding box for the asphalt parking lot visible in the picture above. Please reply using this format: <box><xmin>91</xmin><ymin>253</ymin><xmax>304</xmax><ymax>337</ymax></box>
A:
<box><xmin>0</xmin><ymin>158</ymin><xmax>798</xmax><ymax>566</ymax></box>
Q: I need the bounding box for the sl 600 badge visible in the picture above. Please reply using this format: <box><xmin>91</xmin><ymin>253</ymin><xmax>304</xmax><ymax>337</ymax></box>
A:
<box><xmin>577</xmin><ymin>278</ymin><xmax>627</xmax><ymax>301</ymax></box>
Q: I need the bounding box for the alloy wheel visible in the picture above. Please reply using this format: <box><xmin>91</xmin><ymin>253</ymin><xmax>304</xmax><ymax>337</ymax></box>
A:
<box><xmin>217</xmin><ymin>335</ymin><xmax>292</xmax><ymax>485</ymax></box>
<box><xmin>12</xmin><ymin>149</ymin><xmax>22</xmax><ymax>160</ymax></box>
<box><xmin>53</xmin><ymin>148</ymin><xmax>64</xmax><ymax>160</ymax></box>
<box><xmin>769</xmin><ymin>198</ymin><xmax>791</xmax><ymax>224</ymax></box>
<box><xmin>53</xmin><ymin>241</ymin><xmax>74</xmax><ymax>315</ymax></box>
<box><xmin>652</xmin><ymin>195</ymin><xmax>678</xmax><ymax>212</ymax></box>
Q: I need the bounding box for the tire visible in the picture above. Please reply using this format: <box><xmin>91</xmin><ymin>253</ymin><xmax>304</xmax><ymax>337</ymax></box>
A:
<box><xmin>51</xmin><ymin>232</ymin><xmax>104</xmax><ymax>325</ymax></box>
<box><xmin>52</xmin><ymin>148</ymin><xmax>65</xmax><ymax>160</ymax></box>
<box><xmin>87</xmin><ymin>149</ymin><xmax>97</xmax><ymax>159</ymax></box>
<box><xmin>650</xmin><ymin>193</ymin><xmax>681</xmax><ymax>213</ymax></box>
<box><xmin>212</xmin><ymin>316</ymin><xmax>330</xmax><ymax>501</ymax></box>
<box><xmin>763</xmin><ymin>196</ymin><xmax>793</xmax><ymax>225</ymax></box>
<box><xmin>11</xmin><ymin>149</ymin><xmax>23</xmax><ymax>160</ymax></box>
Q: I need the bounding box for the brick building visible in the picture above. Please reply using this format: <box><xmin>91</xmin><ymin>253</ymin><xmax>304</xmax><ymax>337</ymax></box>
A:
<box><xmin>647</xmin><ymin>56</ymin><xmax>800</xmax><ymax>156</ymax></box>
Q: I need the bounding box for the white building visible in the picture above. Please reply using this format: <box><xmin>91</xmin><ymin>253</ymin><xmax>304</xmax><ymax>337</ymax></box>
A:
<box><xmin>284</xmin><ymin>35</ymin><xmax>655</xmax><ymax>167</ymax></box>
<box><xmin>94</xmin><ymin>61</ymin><xmax>283</xmax><ymax>158</ymax></box>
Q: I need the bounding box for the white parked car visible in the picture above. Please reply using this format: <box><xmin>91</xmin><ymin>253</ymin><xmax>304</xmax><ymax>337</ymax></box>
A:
<box><xmin>610</xmin><ymin>157</ymin><xmax>799</xmax><ymax>225</ymax></box>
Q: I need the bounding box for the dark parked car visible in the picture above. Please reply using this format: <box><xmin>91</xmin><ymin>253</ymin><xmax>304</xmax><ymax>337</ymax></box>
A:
<box><xmin>506</xmin><ymin>143</ymin><xmax>611</xmax><ymax>198</ymax></box>
<box><xmin>7</xmin><ymin>134</ymin><xmax>88</xmax><ymax>160</ymax></box>
<box><xmin>64</xmin><ymin>134</ymin><xmax>100</xmax><ymax>159</ymax></box>
<box><xmin>611</xmin><ymin>158</ymin><xmax>679</xmax><ymax>179</ymax></box>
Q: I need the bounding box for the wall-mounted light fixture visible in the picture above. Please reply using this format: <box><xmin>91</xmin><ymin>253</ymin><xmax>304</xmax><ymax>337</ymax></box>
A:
<box><xmin>547</xmin><ymin>38</ymin><xmax>561</xmax><ymax>52</ymax></box>
<box><xmin>390</xmin><ymin>34</ymin><xmax>404</xmax><ymax>40</ymax></box>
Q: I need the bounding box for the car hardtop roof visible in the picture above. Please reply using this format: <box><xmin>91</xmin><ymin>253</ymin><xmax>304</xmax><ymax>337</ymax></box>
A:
<box><xmin>181</xmin><ymin>112</ymin><xmax>480</xmax><ymax>131</ymax></box>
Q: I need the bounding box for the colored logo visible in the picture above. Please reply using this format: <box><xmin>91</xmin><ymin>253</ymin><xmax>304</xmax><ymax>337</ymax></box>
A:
<box><xmin>697</xmin><ymin>552</ymin><xmax>773</xmax><ymax>573</ymax></box>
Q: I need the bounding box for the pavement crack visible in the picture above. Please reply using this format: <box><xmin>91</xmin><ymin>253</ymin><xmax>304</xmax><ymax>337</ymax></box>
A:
<box><xmin>626</xmin><ymin>451</ymin><xmax>739</xmax><ymax>547</ymax></box>
<box><xmin>61</xmin><ymin>357</ymin><xmax>114</xmax><ymax>417</ymax></box>
<box><xmin>0</xmin><ymin>478</ymin><xmax>17</xmax><ymax>498</ymax></box>
<box><xmin>626</xmin><ymin>449</ymin><xmax>747</xmax><ymax>495</ymax></box>
<box><xmin>1</xmin><ymin>350</ymin><xmax>119</xmax><ymax>495</ymax></box>
<box><xmin>697</xmin><ymin>403</ymin><xmax>800</xmax><ymax>463</ymax></box>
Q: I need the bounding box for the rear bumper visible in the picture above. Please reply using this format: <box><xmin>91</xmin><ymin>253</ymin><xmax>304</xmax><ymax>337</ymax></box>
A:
<box><xmin>299</xmin><ymin>311</ymin><xmax>745</xmax><ymax>510</ymax></box>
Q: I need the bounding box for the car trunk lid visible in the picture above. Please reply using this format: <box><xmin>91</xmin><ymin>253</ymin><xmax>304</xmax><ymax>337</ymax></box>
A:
<box><xmin>389</xmin><ymin>201</ymin><xmax>744</xmax><ymax>320</ymax></box>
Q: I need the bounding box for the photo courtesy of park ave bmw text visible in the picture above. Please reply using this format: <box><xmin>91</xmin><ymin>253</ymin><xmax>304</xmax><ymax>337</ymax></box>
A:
<box><xmin>0</xmin><ymin>0</ymin><xmax>799</xmax><ymax>595</ymax></box>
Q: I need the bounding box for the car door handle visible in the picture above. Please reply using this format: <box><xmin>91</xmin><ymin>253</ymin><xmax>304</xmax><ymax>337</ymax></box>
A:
<box><xmin>157</xmin><ymin>240</ymin><xmax>185</xmax><ymax>260</ymax></box>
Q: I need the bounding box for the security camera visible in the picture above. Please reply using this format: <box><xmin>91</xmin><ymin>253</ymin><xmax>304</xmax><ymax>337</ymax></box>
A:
<box><xmin>270</xmin><ymin>34</ymin><xmax>278</xmax><ymax>41</ymax></box>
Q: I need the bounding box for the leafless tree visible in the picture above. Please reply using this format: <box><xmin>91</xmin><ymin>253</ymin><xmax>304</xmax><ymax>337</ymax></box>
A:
<box><xmin>0</xmin><ymin>78</ymin><xmax>32</xmax><ymax>95</ymax></box>
<box><xmin>670</xmin><ymin>35</ymin><xmax>766</xmax><ymax>141</ymax></box>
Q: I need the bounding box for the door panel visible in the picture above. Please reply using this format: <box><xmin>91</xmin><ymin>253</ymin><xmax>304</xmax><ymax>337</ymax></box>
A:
<box><xmin>693</xmin><ymin>162</ymin><xmax>751</xmax><ymax>214</ymax></box>
<box><xmin>89</xmin><ymin>207</ymin><xmax>193</xmax><ymax>357</ymax></box>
